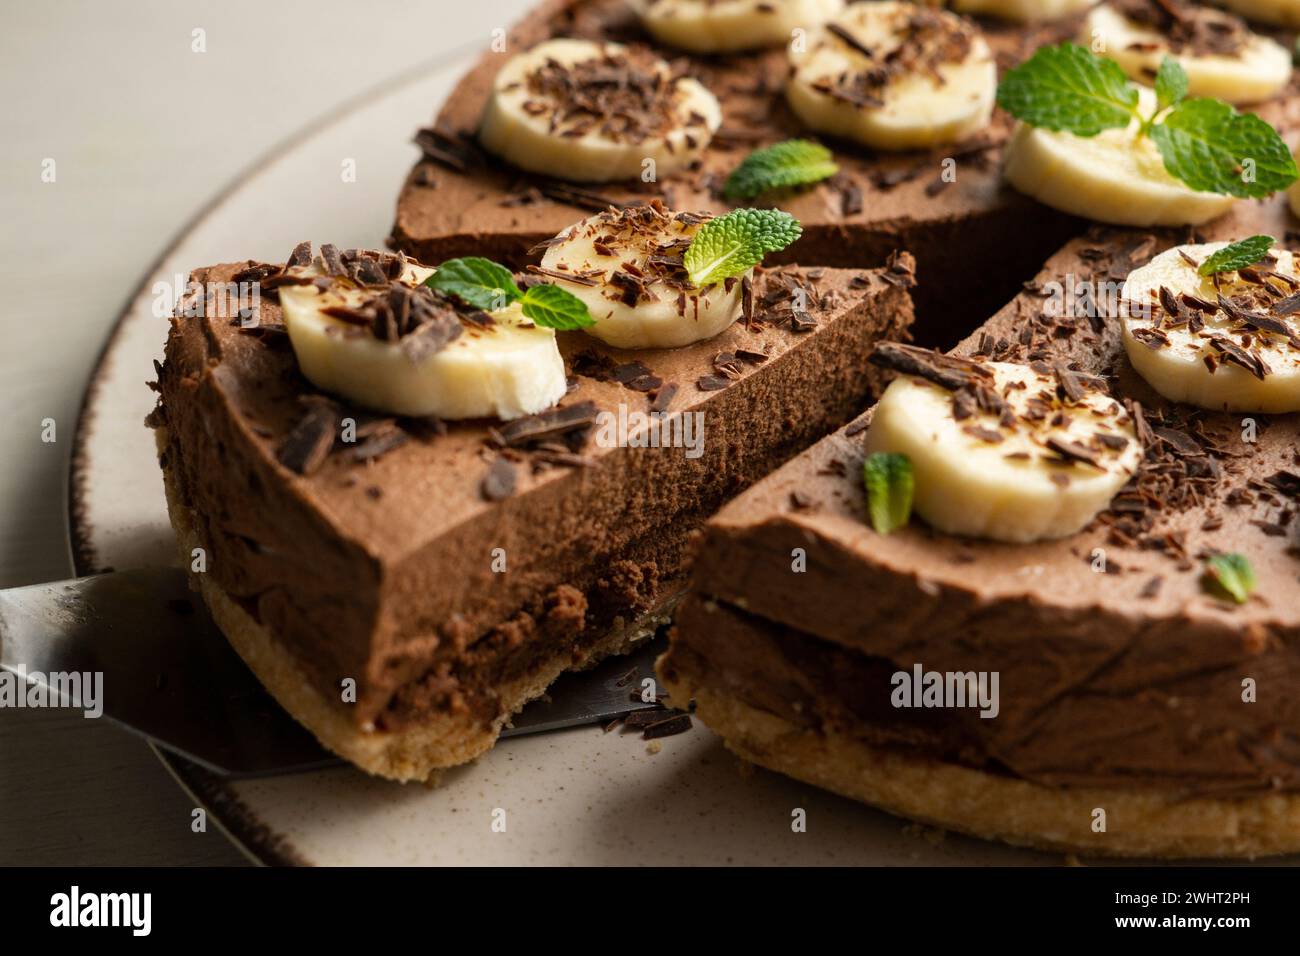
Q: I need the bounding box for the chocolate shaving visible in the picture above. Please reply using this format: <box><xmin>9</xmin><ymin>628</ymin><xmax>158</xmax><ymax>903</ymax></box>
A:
<box><xmin>400</xmin><ymin>313</ymin><xmax>464</xmax><ymax>362</ymax></box>
<box><xmin>641</xmin><ymin>712</ymin><xmax>692</xmax><ymax>739</ymax></box>
<box><xmin>495</xmin><ymin>401</ymin><xmax>598</xmax><ymax>448</ymax></box>
<box><xmin>1208</xmin><ymin>335</ymin><xmax>1269</xmax><ymax>380</ymax></box>
<box><xmin>320</xmin><ymin>244</ymin><xmax>346</xmax><ymax>277</ymax></box>
<box><xmin>277</xmin><ymin>405</ymin><xmax>336</xmax><ymax>476</ymax></box>
<box><xmin>286</xmin><ymin>241</ymin><xmax>312</xmax><ymax>268</ymax></box>
<box><xmin>480</xmin><ymin>457</ymin><xmax>516</xmax><ymax>501</ymax></box>
<box><xmin>1045</xmin><ymin>436</ymin><xmax>1100</xmax><ymax>468</ymax></box>
<box><xmin>870</xmin><ymin>342</ymin><xmax>993</xmax><ymax>391</ymax></box>
<box><xmin>649</xmin><ymin>382</ymin><xmax>679</xmax><ymax>413</ymax></box>
<box><xmin>350</xmin><ymin>426</ymin><xmax>408</xmax><ymax>462</ymax></box>
<box><xmin>826</xmin><ymin>22</ymin><xmax>877</xmax><ymax>58</ymax></box>
<box><xmin>413</xmin><ymin>127</ymin><xmax>482</xmax><ymax>172</ymax></box>
<box><xmin>1264</xmin><ymin>470</ymin><xmax>1300</xmax><ymax>498</ymax></box>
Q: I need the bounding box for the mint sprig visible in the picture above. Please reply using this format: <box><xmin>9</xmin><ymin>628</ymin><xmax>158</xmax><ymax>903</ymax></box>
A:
<box><xmin>1202</xmin><ymin>553</ymin><xmax>1255</xmax><ymax>605</ymax></box>
<box><xmin>996</xmin><ymin>43</ymin><xmax>1138</xmax><ymax>137</ymax></box>
<box><xmin>863</xmin><ymin>452</ymin><xmax>913</xmax><ymax>535</ymax></box>
<box><xmin>514</xmin><ymin>282</ymin><xmax>592</xmax><ymax>330</ymax></box>
<box><xmin>683</xmin><ymin>209</ymin><xmax>802</xmax><ymax>288</ymax></box>
<box><xmin>1198</xmin><ymin>236</ymin><xmax>1275</xmax><ymax>276</ymax></box>
<box><xmin>427</xmin><ymin>257</ymin><xmax>517</xmax><ymax>311</ymax></box>
<box><xmin>998</xmin><ymin>45</ymin><xmax>1298</xmax><ymax>200</ymax></box>
<box><xmin>723</xmin><ymin>140</ymin><xmax>839</xmax><ymax>200</ymax></box>
<box><xmin>426</xmin><ymin>257</ymin><xmax>594</xmax><ymax>330</ymax></box>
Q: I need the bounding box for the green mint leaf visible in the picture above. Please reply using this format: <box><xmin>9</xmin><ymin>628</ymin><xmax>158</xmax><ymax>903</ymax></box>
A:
<box><xmin>519</xmin><ymin>282</ymin><xmax>594</xmax><ymax>330</ymax></box>
<box><xmin>426</xmin><ymin>257</ymin><xmax>521</xmax><ymax>311</ymax></box>
<box><xmin>683</xmin><ymin>208</ymin><xmax>802</xmax><ymax>288</ymax></box>
<box><xmin>1197</xmin><ymin>236</ymin><xmax>1275</xmax><ymax>276</ymax></box>
<box><xmin>1202</xmin><ymin>553</ymin><xmax>1255</xmax><ymax>604</ymax></box>
<box><xmin>1150</xmin><ymin>99</ymin><xmax>1298</xmax><ymax>198</ymax></box>
<box><xmin>722</xmin><ymin>139</ymin><xmax>839</xmax><ymax>200</ymax></box>
<box><xmin>996</xmin><ymin>43</ymin><xmax>1138</xmax><ymax>137</ymax></box>
<box><xmin>1154</xmin><ymin>57</ymin><xmax>1188</xmax><ymax>112</ymax></box>
<box><xmin>862</xmin><ymin>452</ymin><xmax>913</xmax><ymax>535</ymax></box>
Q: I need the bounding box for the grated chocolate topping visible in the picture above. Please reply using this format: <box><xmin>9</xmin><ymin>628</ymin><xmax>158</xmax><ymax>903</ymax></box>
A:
<box><xmin>514</xmin><ymin>45</ymin><xmax>708</xmax><ymax>146</ymax></box>
<box><xmin>811</xmin><ymin>7</ymin><xmax>977</xmax><ymax>110</ymax></box>
<box><xmin>1111</xmin><ymin>0</ymin><xmax>1249</xmax><ymax>59</ymax></box>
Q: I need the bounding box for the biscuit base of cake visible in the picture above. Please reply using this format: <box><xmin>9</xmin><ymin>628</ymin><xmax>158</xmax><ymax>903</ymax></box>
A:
<box><xmin>157</xmin><ymin>428</ymin><xmax>676</xmax><ymax>782</ymax></box>
<box><xmin>658</xmin><ymin>649</ymin><xmax>1300</xmax><ymax>860</ymax></box>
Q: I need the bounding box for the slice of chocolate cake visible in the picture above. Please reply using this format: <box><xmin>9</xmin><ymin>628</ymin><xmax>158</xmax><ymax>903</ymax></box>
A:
<box><xmin>149</xmin><ymin>243</ymin><xmax>913</xmax><ymax>781</ymax></box>
<box><xmin>660</xmin><ymin>199</ymin><xmax>1300</xmax><ymax>858</ymax></box>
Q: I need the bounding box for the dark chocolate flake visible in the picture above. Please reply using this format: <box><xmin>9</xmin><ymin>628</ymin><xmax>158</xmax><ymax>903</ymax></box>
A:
<box><xmin>1044</xmin><ymin>436</ymin><xmax>1101</xmax><ymax>468</ymax></box>
<box><xmin>480</xmin><ymin>457</ymin><xmax>517</xmax><ymax>501</ymax></box>
<box><xmin>495</xmin><ymin>401</ymin><xmax>599</xmax><ymax>448</ymax></box>
<box><xmin>649</xmin><ymin>382</ymin><xmax>679</xmax><ymax>413</ymax></box>
<box><xmin>869</xmin><ymin>342</ymin><xmax>993</xmax><ymax>391</ymax></box>
<box><xmin>277</xmin><ymin>405</ymin><xmax>337</xmax><ymax>476</ymax></box>
<box><xmin>642</xmin><ymin>712</ymin><xmax>692</xmax><ymax>740</ymax></box>
<box><xmin>350</xmin><ymin>426</ymin><xmax>409</xmax><ymax>463</ymax></box>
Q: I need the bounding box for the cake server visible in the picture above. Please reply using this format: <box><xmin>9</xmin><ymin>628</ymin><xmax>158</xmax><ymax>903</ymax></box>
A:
<box><xmin>0</xmin><ymin>567</ymin><xmax>666</xmax><ymax>778</ymax></box>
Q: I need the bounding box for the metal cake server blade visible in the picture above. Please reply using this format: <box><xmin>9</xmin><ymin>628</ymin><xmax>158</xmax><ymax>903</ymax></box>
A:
<box><xmin>0</xmin><ymin>568</ymin><xmax>665</xmax><ymax>779</ymax></box>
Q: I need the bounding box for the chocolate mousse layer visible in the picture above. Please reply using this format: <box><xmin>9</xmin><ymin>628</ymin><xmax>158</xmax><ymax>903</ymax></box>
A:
<box><xmin>151</xmin><ymin>254</ymin><xmax>913</xmax><ymax>758</ymax></box>
<box><xmin>389</xmin><ymin>0</ymin><xmax>1083</xmax><ymax>344</ymax></box>
<box><xmin>664</xmin><ymin>200</ymin><xmax>1300</xmax><ymax>797</ymax></box>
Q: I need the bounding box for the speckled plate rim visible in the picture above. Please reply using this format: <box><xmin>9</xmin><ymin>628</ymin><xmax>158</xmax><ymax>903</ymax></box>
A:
<box><xmin>63</xmin><ymin>46</ymin><xmax>482</xmax><ymax>868</ymax></box>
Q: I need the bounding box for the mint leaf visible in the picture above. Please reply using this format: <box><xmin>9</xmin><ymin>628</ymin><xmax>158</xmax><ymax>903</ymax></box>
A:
<box><xmin>518</xmin><ymin>282</ymin><xmax>594</xmax><ymax>330</ymax></box>
<box><xmin>1202</xmin><ymin>553</ymin><xmax>1255</xmax><ymax>604</ymax></box>
<box><xmin>1198</xmin><ymin>236</ymin><xmax>1275</xmax><ymax>276</ymax></box>
<box><xmin>426</xmin><ymin>257</ymin><xmax>521</xmax><ymax>310</ymax></box>
<box><xmin>996</xmin><ymin>43</ymin><xmax>1138</xmax><ymax>137</ymax></box>
<box><xmin>723</xmin><ymin>139</ymin><xmax>839</xmax><ymax>199</ymax></box>
<box><xmin>1154</xmin><ymin>57</ymin><xmax>1188</xmax><ymax>112</ymax></box>
<box><xmin>428</xmin><ymin>256</ymin><xmax>593</xmax><ymax>328</ymax></box>
<box><xmin>683</xmin><ymin>209</ymin><xmax>802</xmax><ymax>288</ymax></box>
<box><xmin>862</xmin><ymin>452</ymin><xmax>913</xmax><ymax>535</ymax></box>
<box><xmin>1150</xmin><ymin>99</ymin><xmax>1298</xmax><ymax>198</ymax></box>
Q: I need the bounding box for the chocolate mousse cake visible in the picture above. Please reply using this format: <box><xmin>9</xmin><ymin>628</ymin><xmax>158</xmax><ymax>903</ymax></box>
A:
<box><xmin>389</xmin><ymin>0</ymin><xmax>1084</xmax><ymax>342</ymax></box>
<box><xmin>659</xmin><ymin>200</ymin><xmax>1300</xmax><ymax>857</ymax></box>
<box><xmin>149</xmin><ymin>242</ymin><xmax>914</xmax><ymax>781</ymax></box>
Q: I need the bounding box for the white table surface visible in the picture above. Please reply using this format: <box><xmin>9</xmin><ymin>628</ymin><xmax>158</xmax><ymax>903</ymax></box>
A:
<box><xmin>0</xmin><ymin>0</ymin><xmax>533</xmax><ymax>866</ymax></box>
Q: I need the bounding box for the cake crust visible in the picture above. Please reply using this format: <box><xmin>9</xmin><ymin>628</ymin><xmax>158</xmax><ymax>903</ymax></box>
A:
<box><xmin>659</xmin><ymin>652</ymin><xmax>1300</xmax><ymax>859</ymax></box>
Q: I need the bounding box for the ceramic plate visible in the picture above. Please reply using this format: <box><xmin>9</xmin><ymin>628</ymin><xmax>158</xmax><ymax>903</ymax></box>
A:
<box><xmin>68</xmin><ymin>48</ymin><xmax>1221</xmax><ymax>867</ymax></box>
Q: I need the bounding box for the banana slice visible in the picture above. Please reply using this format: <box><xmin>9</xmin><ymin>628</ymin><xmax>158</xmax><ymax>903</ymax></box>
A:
<box><xmin>864</xmin><ymin>359</ymin><xmax>1142</xmax><ymax>543</ymax></box>
<box><xmin>785</xmin><ymin>1</ymin><xmax>996</xmax><ymax>151</ymax></box>
<box><xmin>1083</xmin><ymin>2</ymin><xmax>1290</xmax><ymax>104</ymax></box>
<box><xmin>538</xmin><ymin>204</ymin><xmax>744</xmax><ymax>349</ymax></box>
<box><xmin>629</xmin><ymin>0</ymin><xmax>844</xmax><ymax>53</ymax></box>
<box><xmin>278</xmin><ymin>247</ymin><xmax>567</xmax><ymax>420</ymax></box>
<box><xmin>1003</xmin><ymin>87</ymin><xmax>1238</xmax><ymax>227</ymax></box>
<box><xmin>950</xmin><ymin>0</ymin><xmax>1095</xmax><ymax>22</ymax></box>
<box><xmin>477</xmin><ymin>38</ymin><xmax>721</xmax><ymax>183</ymax></box>
<box><xmin>1213</xmin><ymin>0</ymin><xmax>1300</xmax><ymax>27</ymax></box>
<box><xmin>1121</xmin><ymin>241</ymin><xmax>1300</xmax><ymax>413</ymax></box>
